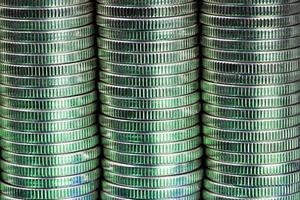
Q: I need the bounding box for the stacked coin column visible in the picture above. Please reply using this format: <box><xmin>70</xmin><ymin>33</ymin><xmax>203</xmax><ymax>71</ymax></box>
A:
<box><xmin>97</xmin><ymin>0</ymin><xmax>203</xmax><ymax>199</ymax></box>
<box><xmin>200</xmin><ymin>0</ymin><xmax>300</xmax><ymax>199</ymax></box>
<box><xmin>0</xmin><ymin>1</ymin><xmax>100</xmax><ymax>199</ymax></box>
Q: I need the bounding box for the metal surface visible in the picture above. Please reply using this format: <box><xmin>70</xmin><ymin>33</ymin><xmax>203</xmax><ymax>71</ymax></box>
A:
<box><xmin>97</xmin><ymin>1</ymin><xmax>203</xmax><ymax>198</ymax></box>
<box><xmin>201</xmin><ymin>0</ymin><xmax>300</xmax><ymax>199</ymax></box>
<box><xmin>0</xmin><ymin>1</ymin><xmax>99</xmax><ymax>199</ymax></box>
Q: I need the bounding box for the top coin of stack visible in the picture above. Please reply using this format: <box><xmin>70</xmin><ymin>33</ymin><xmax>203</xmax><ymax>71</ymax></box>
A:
<box><xmin>97</xmin><ymin>0</ymin><xmax>203</xmax><ymax>199</ymax></box>
<box><xmin>0</xmin><ymin>0</ymin><xmax>100</xmax><ymax>199</ymax></box>
<box><xmin>200</xmin><ymin>0</ymin><xmax>300</xmax><ymax>199</ymax></box>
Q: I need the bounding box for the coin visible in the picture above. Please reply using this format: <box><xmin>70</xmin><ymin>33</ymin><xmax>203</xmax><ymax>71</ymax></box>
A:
<box><xmin>0</xmin><ymin>13</ymin><xmax>94</xmax><ymax>30</ymax></box>
<box><xmin>0</xmin><ymin>37</ymin><xmax>94</xmax><ymax>54</ymax></box>
<box><xmin>202</xmin><ymin>24</ymin><xmax>300</xmax><ymax>40</ymax></box>
<box><xmin>1</xmin><ymin>191</ymin><xmax>99</xmax><ymax>200</ymax></box>
<box><xmin>103</xmin><ymin>147</ymin><xmax>203</xmax><ymax>165</ymax></box>
<box><xmin>206</xmin><ymin>159</ymin><xmax>300</xmax><ymax>175</ymax></box>
<box><xmin>102</xmin><ymin>136</ymin><xmax>201</xmax><ymax>154</ymax></box>
<box><xmin>1</xmin><ymin>147</ymin><xmax>101</xmax><ymax>166</ymax></box>
<box><xmin>101</xmin><ymin>103</ymin><xmax>200</xmax><ymax>120</ymax></box>
<box><xmin>0</xmin><ymin>24</ymin><xmax>95</xmax><ymax>42</ymax></box>
<box><xmin>100</xmin><ymin>70</ymin><xmax>199</xmax><ymax>87</ymax></box>
<box><xmin>100</xmin><ymin>58</ymin><xmax>199</xmax><ymax>76</ymax></box>
<box><xmin>0</xmin><ymin>0</ymin><xmax>91</xmax><ymax>7</ymax></box>
<box><xmin>203</xmin><ymin>190</ymin><xmax>300</xmax><ymax>200</ymax></box>
<box><xmin>204</xmin><ymin>179</ymin><xmax>300</xmax><ymax>198</ymax></box>
<box><xmin>102</xmin><ymin>181</ymin><xmax>201</xmax><ymax>199</ymax></box>
<box><xmin>98</xmin><ymin>25</ymin><xmax>198</xmax><ymax>41</ymax></box>
<box><xmin>1</xmin><ymin>158</ymin><xmax>99</xmax><ymax>177</ymax></box>
<box><xmin>97</xmin><ymin>2</ymin><xmax>197</xmax><ymax>18</ymax></box>
<box><xmin>104</xmin><ymin>169</ymin><xmax>203</xmax><ymax>188</ymax></box>
<box><xmin>1</xmin><ymin>180</ymin><xmax>99</xmax><ymax>199</ymax></box>
<box><xmin>0</xmin><ymin>58</ymin><xmax>97</xmax><ymax>77</ymax></box>
<box><xmin>101</xmin><ymin>125</ymin><xmax>200</xmax><ymax>143</ymax></box>
<box><xmin>100</xmin><ymin>92</ymin><xmax>200</xmax><ymax>109</ymax></box>
<box><xmin>201</xmin><ymin>2</ymin><xmax>300</xmax><ymax>16</ymax></box>
<box><xmin>102</xmin><ymin>158</ymin><xmax>202</xmax><ymax>177</ymax></box>
<box><xmin>0</xmin><ymin>3</ymin><xmax>94</xmax><ymax>19</ymax></box>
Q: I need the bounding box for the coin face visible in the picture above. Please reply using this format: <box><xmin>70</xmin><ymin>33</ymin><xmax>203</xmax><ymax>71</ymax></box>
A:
<box><xmin>200</xmin><ymin>0</ymin><xmax>300</xmax><ymax>199</ymax></box>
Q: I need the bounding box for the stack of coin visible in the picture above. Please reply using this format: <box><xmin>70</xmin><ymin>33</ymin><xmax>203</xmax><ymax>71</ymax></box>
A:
<box><xmin>0</xmin><ymin>0</ymin><xmax>100</xmax><ymax>199</ymax></box>
<box><xmin>97</xmin><ymin>0</ymin><xmax>203</xmax><ymax>199</ymax></box>
<box><xmin>200</xmin><ymin>0</ymin><xmax>300</xmax><ymax>199</ymax></box>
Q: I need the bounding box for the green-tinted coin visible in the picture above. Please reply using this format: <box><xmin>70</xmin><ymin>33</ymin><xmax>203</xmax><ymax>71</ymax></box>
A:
<box><xmin>202</xmin><ymin>24</ymin><xmax>300</xmax><ymax>40</ymax></box>
<box><xmin>1</xmin><ymin>190</ymin><xmax>99</xmax><ymax>200</ymax></box>
<box><xmin>100</xmin><ymin>70</ymin><xmax>199</xmax><ymax>87</ymax></box>
<box><xmin>203</xmin><ymin>125</ymin><xmax>300</xmax><ymax>142</ymax></box>
<box><xmin>202</xmin><ymin>58</ymin><xmax>300</xmax><ymax>74</ymax></box>
<box><xmin>100</xmin><ymin>58</ymin><xmax>199</xmax><ymax>76</ymax></box>
<box><xmin>1</xmin><ymin>124</ymin><xmax>97</xmax><ymax>144</ymax></box>
<box><xmin>206</xmin><ymin>147</ymin><xmax>300</xmax><ymax>164</ymax></box>
<box><xmin>100</xmin><ymin>114</ymin><xmax>199</xmax><ymax>132</ymax></box>
<box><xmin>0</xmin><ymin>47</ymin><xmax>95</xmax><ymax>65</ymax></box>
<box><xmin>101</xmin><ymin>125</ymin><xmax>200</xmax><ymax>143</ymax></box>
<box><xmin>1</xmin><ymin>81</ymin><xmax>95</xmax><ymax>99</ymax></box>
<box><xmin>97</xmin><ymin>13</ymin><xmax>197</xmax><ymax>30</ymax></box>
<box><xmin>102</xmin><ymin>181</ymin><xmax>201</xmax><ymax>199</ymax></box>
<box><xmin>101</xmin><ymin>191</ymin><xmax>201</xmax><ymax>200</ymax></box>
<box><xmin>101</xmin><ymin>103</ymin><xmax>200</xmax><ymax>120</ymax></box>
<box><xmin>202</xmin><ymin>0</ymin><xmax>299</xmax><ymax>4</ymax></box>
<box><xmin>0</xmin><ymin>36</ymin><xmax>94</xmax><ymax>54</ymax></box>
<box><xmin>98</xmin><ymin>47</ymin><xmax>198</xmax><ymax>64</ymax></box>
<box><xmin>201</xmin><ymin>80</ymin><xmax>299</xmax><ymax>97</ymax></box>
<box><xmin>104</xmin><ymin>169</ymin><xmax>203</xmax><ymax>188</ymax></box>
<box><xmin>103</xmin><ymin>147</ymin><xmax>203</xmax><ymax>165</ymax></box>
<box><xmin>0</xmin><ymin>114</ymin><xmax>96</xmax><ymax>132</ymax></box>
<box><xmin>97</xmin><ymin>2</ymin><xmax>197</xmax><ymax>18</ymax></box>
<box><xmin>2</xmin><ymin>168</ymin><xmax>100</xmax><ymax>188</ymax></box>
<box><xmin>0</xmin><ymin>13</ymin><xmax>93</xmax><ymax>30</ymax></box>
<box><xmin>97</xmin><ymin>0</ymin><xmax>195</xmax><ymax>6</ymax></box>
<box><xmin>1</xmin><ymin>147</ymin><xmax>100</xmax><ymax>166</ymax></box>
<box><xmin>100</xmin><ymin>92</ymin><xmax>200</xmax><ymax>109</ymax></box>
<box><xmin>201</xmin><ymin>92</ymin><xmax>300</xmax><ymax>108</ymax></box>
<box><xmin>201</xmin><ymin>2</ymin><xmax>300</xmax><ymax>16</ymax></box>
<box><xmin>204</xmin><ymin>135</ymin><xmax>300</xmax><ymax>153</ymax></box>
<box><xmin>1</xmin><ymin>180</ymin><xmax>99</xmax><ymax>199</ymax></box>
<box><xmin>1</xmin><ymin>158</ymin><xmax>99</xmax><ymax>177</ymax></box>
<box><xmin>98</xmin><ymin>37</ymin><xmax>198</xmax><ymax>52</ymax></box>
<box><xmin>0</xmin><ymin>3</ymin><xmax>93</xmax><ymax>19</ymax></box>
<box><xmin>99</xmin><ymin>81</ymin><xmax>198</xmax><ymax>98</ymax></box>
<box><xmin>206</xmin><ymin>158</ymin><xmax>300</xmax><ymax>175</ymax></box>
<box><xmin>202</xmin><ymin>69</ymin><xmax>300</xmax><ymax>85</ymax></box>
<box><xmin>0</xmin><ymin>0</ymin><xmax>91</xmax><ymax>7</ymax></box>
<box><xmin>0</xmin><ymin>91</ymin><xmax>97</xmax><ymax>110</ymax></box>
<box><xmin>202</xmin><ymin>47</ymin><xmax>300</xmax><ymax>62</ymax></box>
<box><xmin>0</xmin><ymin>58</ymin><xmax>97</xmax><ymax>77</ymax></box>
<box><xmin>200</xmin><ymin>13</ymin><xmax>300</xmax><ymax>28</ymax></box>
<box><xmin>1</xmin><ymin>135</ymin><xmax>99</xmax><ymax>154</ymax></box>
<box><xmin>0</xmin><ymin>103</ymin><xmax>96</xmax><ymax>121</ymax></box>
<box><xmin>102</xmin><ymin>136</ymin><xmax>201</xmax><ymax>154</ymax></box>
<box><xmin>203</xmin><ymin>190</ymin><xmax>300</xmax><ymax>200</ymax></box>
<box><xmin>102</xmin><ymin>158</ymin><xmax>201</xmax><ymax>177</ymax></box>
<box><xmin>201</xmin><ymin>36</ymin><xmax>300</xmax><ymax>51</ymax></box>
<box><xmin>0</xmin><ymin>70</ymin><xmax>96</xmax><ymax>87</ymax></box>
<box><xmin>202</xmin><ymin>114</ymin><xmax>300</xmax><ymax>130</ymax></box>
<box><xmin>203</xmin><ymin>103</ymin><xmax>300</xmax><ymax>119</ymax></box>
<box><xmin>206</xmin><ymin>169</ymin><xmax>300</xmax><ymax>187</ymax></box>
<box><xmin>98</xmin><ymin>25</ymin><xmax>198</xmax><ymax>41</ymax></box>
<box><xmin>0</xmin><ymin>24</ymin><xmax>95</xmax><ymax>42</ymax></box>
<box><xmin>204</xmin><ymin>179</ymin><xmax>300</xmax><ymax>198</ymax></box>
